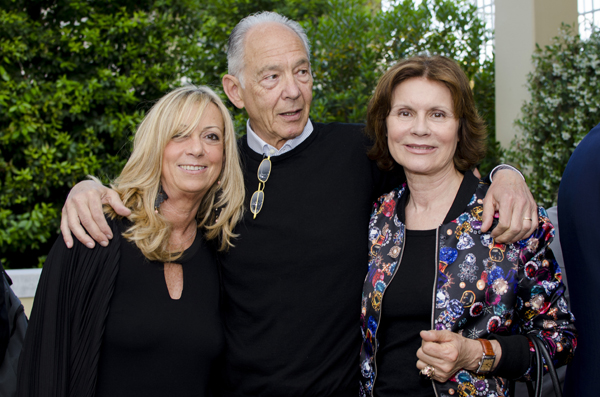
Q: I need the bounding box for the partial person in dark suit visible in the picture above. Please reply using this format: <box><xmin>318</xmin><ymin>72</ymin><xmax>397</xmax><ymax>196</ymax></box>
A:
<box><xmin>0</xmin><ymin>264</ymin><xmax>8</xmax><ymax>365</ymax></box>
<box><xmin>558</xmin><ymin>123</ymin><xmax>600</xmax><ymax>396</ymax></box>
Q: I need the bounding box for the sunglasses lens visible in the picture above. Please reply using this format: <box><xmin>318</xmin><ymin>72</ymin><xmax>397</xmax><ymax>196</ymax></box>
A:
<box><xmin>257</xmin><ymin>158</ymin><xmax>271</xmax><ymax>182</ymax></box>
<box><xmin>250</xmin><ymin>190</ymin><xmax>264</xmax><ymax>215</ymax></box>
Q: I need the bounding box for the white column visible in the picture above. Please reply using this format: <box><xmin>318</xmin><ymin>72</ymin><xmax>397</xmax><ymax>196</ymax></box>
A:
<box><xmin>495</xmin><ymin>0</ymin><xmax>578</xmax><ymax>148</ymax></box>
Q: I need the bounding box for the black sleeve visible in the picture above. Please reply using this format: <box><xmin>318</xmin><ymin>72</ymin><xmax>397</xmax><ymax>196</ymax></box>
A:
<box><xmin>0</xmin><ymin>264</ymin><xmax>8</xmax><ymax>365</ymax></box>
<box><xmin>17</xmin><ymin>219</ymin><xmax>121</xmax><ymax>397</ymax></box>
<box><xmin>372</xmin><ymin>163</ymin><xmax>406</xmax><ymax>202</ymax></box>
<box><xmin>489</xmin><ymin>334</ymin><xmax>531</xmax><ymax>379</ymax></box>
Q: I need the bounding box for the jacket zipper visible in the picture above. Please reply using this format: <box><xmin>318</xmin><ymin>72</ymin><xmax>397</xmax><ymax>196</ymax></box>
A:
<box><xmin>430</xmin><ymin>227</ymin><xmax>440</xmax><ymax>397</ymax></box>
<box><xmin>370</xmin><ymin>224</ymin><xmax>406</xmax><ymax>397</ymax></box>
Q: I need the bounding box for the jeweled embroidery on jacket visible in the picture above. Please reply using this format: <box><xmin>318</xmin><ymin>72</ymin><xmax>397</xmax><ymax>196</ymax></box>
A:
<box><xmin>359</xmin><ymin>180</ymin><xmax>577</xmax><ymax>397</ymax></box>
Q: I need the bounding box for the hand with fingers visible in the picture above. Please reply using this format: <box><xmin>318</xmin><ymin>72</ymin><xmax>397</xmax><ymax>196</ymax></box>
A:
<box><xmin>61</xmin><ymin>179</ymin><xmax>131</xmax><ymax>249</ymax></box>
<box><xmin>480</xmin><ymin>169</ymin><xmax>538</xmax><ymax>244</ymax></box>
<box><xmin>416</xmin><ymin>330</ymin><xmax>502</xmax><ymax>383</ymax></box>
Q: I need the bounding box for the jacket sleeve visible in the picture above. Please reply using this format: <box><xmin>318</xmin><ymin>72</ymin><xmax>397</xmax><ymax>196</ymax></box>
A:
<box><xmin>0</xmin><ymin>264</ymin><xmax>8</xmax><ymax>365</ymax></box>
<box><xmin>17</xmin><ymin>219</ymin><xmax>121</xmax><ymax>397</ymax></box>
<box><xmin>509</xmin><ymin>207</ymin><xmax>577</xmax><ymax>381</ymax></box>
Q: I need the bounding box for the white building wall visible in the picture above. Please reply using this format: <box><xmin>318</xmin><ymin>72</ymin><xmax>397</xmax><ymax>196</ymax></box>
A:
<box><xmin>495</xmin><ymin>0</ymin><xmax>578</xmax><ymax>148</ymax></box>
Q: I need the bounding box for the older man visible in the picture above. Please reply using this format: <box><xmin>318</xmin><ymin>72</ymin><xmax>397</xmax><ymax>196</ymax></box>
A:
<box><xmin>61</xmin><ymin>12</ymin><xmax>537</xmax><ymax>397</ymax></box>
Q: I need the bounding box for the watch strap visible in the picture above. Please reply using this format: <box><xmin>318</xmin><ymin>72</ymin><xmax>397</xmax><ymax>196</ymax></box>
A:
<box><xmin>476</xmin><ymin>338</ymin><xmax>496</xmax><ymax>374</ymax></box>
<box><xmin>479</xmin><ymin>338</ymin><xmax>494</xmax><ymax>356</ymax></box>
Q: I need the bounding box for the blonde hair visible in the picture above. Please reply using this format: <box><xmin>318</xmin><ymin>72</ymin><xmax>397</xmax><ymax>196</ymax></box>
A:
<box><xmin>105</xmin><ymin>85</ymin><xmax>245</xmax><ymax>262</ymax></box>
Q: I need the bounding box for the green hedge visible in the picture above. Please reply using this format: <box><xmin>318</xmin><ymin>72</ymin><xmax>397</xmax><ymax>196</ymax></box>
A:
<box><xmin>0</xmin><ymin>0</ymin><xmax>493</xmax><ymax>268</ymax></box>
<box><xmin>504</xmin><ymin>25</ymin><xmax>600</xmax><ymax>207</ymax></box>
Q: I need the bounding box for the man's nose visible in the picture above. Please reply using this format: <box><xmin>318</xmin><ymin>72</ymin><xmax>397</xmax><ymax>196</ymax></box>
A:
<box><xmin>282</xmin><ymin>75</ymin><xmax>301</xmax><ymax>100</ymax></box>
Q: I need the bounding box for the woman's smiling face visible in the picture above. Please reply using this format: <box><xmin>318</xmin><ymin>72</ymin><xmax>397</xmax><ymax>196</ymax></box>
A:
<box><xmin>386</xmin><ymin>77</ymin><xmax>460</xmax><ymax>177</ymax></box>
<box><xmin>161</xmin><ymin>102</ymin><xmax>224</xmax><ymax>201</ymax></box>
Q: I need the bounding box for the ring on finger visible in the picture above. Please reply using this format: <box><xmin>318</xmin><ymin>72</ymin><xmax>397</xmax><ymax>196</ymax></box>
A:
<box><xmin>420</xmin><ymin>364</ymin><xmax>436</xmax><ymax>379</ymax></box>
<box><xmin>523</xmin><ymin>217</ymin><xmax>532</xmax><ymax>221</ymax></box>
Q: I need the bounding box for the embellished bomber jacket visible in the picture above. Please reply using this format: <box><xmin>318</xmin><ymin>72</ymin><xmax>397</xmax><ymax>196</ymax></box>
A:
<box><xmin>359</xmin><ymin>173</ymin><xmax>577</xmax><ymax>397</ymax></box>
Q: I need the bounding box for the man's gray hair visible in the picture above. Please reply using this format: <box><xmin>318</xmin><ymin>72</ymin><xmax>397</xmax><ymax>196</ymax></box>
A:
<box><xmin>227</xmin><ymin>11</ymin><xmax>311</xmax><ymax>86</ymax></box>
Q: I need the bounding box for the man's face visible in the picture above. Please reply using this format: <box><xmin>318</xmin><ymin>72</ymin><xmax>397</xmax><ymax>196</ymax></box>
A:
<box><xmin>237</xmin><ymin>23</ymin><xmax>313</xmax><ymax>149</ymax></box>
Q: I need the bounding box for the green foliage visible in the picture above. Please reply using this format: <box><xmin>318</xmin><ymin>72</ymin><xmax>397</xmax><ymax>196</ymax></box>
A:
<box><xmin>1</xmin><ymin>0</ymin><xmax>493</xmax><ymax>268</ymax></box>
<box><xmin>504</xmin><ymin>25</ymin><xmax>600</xmax><ymax>207</ymax></box>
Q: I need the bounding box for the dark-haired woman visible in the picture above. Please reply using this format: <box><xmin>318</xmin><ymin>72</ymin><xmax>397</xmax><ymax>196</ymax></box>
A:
<box><xmin>359</xmin><ymin>56</ymin><xmax>576</xmax><ymax>397</ymax></box>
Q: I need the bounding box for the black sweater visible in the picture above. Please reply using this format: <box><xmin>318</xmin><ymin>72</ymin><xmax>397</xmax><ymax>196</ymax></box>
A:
<box><xmin>217</xmin><ymin>122</ymin><xmax>404</xmax><ymax>396</ymax></box>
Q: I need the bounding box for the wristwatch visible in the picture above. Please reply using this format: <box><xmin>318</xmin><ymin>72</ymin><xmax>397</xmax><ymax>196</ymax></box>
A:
<box><xmin>475</xmin><ymin>338</ymin><xmax>496</xmax><ymax>374</ymax></box>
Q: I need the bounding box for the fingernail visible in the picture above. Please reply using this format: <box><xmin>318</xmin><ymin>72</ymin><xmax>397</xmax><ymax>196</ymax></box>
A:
<box><xmin>100</xmin><ymin>241</ymin><xmax>108</xmax><ymax>247</ymax></box>
<box><xmin>107</xmin><ymin>234</ymin><xmax>113</xmax><ymax>240</ymax></box>
<box><xmin>86</xmin><ymin>242</ymin><xmax>95</xmax><ymax>249</ymax></box>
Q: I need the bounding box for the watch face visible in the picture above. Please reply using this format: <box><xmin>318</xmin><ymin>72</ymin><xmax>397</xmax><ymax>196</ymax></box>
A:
<box><xmin>480</xmin><ymin>357</ymin><xmax>495</xmax><ymax>372</ymax></box>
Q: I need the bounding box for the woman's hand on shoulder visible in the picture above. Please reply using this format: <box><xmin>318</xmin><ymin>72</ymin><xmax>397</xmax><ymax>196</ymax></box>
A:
<box><xmin>61</xmin><ymin>180</ymin><xmax>130</xmax><ymax>249</ymax></box>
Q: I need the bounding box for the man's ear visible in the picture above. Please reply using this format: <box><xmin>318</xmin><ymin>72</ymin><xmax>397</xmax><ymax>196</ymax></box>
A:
<box><xmin>222</xmin><ymin>74</ymin><xmax>245</xmax><ymax>109</ymax></box>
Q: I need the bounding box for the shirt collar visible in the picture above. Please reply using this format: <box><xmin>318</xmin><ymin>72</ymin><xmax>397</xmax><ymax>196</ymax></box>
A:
<box><xmin>246</xmin><ymin>119</ymin><xmax>314</xmax><ymax>156</ymax></box>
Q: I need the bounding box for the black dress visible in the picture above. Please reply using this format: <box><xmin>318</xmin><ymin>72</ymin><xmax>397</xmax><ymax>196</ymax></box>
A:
<box><xmin>18</xmin><ymin>218</ymin><xmax>223</xmax><ymax>397</ymax></box>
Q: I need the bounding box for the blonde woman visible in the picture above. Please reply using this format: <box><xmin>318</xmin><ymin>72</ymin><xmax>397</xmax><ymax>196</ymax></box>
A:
<box><xmin>18</xmin><ymin>85</ymin><xmax>244</xmax><ymax>397</ymax></box>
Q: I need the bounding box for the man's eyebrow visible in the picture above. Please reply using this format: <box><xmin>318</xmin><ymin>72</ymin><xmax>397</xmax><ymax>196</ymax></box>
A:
<box><xmin>256</xmin><ymin>64</ymin><xmax>282</xmax><ymax>76</ymax></box>
<box><xmin>293</xmin><ymin>58</ymin><xmax>310</xmax><ymax>69</ymax></box>
<box><xmin>255</xmin><ymin>58</ymin><xmax>310</xmax><ymax>76</ymax></box>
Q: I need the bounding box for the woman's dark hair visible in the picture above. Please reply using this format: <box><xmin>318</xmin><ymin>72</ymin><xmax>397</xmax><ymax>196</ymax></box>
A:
<box><xmin>367</xmin><ymin>55</ymin><xmax>487</xmax><ymax>171</ymax></box>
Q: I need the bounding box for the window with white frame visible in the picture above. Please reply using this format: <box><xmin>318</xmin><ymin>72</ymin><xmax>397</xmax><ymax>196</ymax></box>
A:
<box><xmin>579</xmin><ymin>0</ymin><xmax>600</xmax><ymax>39</ymax></box>
<box><xmin>473</xmin><ymin>0</ymin><xmax>494</xmax><ymax>32</ymax></box>
<box><xmin>470</xmin><ymin>0</ymin><xmax>495</xmax><ymax>60</ymax></box>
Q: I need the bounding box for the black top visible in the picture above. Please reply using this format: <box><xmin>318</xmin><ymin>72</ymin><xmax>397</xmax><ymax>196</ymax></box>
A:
<box><xmin>217</xmin><ymin>122</ymin><xmax>404</xmax><ymax>397</ymax></box>
<box><xmin>374</xmin><ymin>229</ymin><xmax>437</xmax><ymax>397</ymax></box>
<box><xmin>96</xmin><ymin>221</ymin><xmax>223</xmax><ymax>396</ymax></box>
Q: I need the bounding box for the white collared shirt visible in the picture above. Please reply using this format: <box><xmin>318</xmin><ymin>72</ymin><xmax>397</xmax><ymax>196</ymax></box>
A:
<box><xmin>245</xmin><ymin>119</ymin><xmax>314</xmax><ymax>156</ymax></box>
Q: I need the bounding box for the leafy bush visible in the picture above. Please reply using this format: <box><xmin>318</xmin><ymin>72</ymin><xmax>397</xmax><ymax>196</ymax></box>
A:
<box><xmin>0</xmin><ymin>0</ymin><xmax>492</xmax><ymax>268</ymax></box>
<box><xmin>504</xmin><ymin>25</ymin><xmax>600</xmax><ymax>207</ymax></box>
